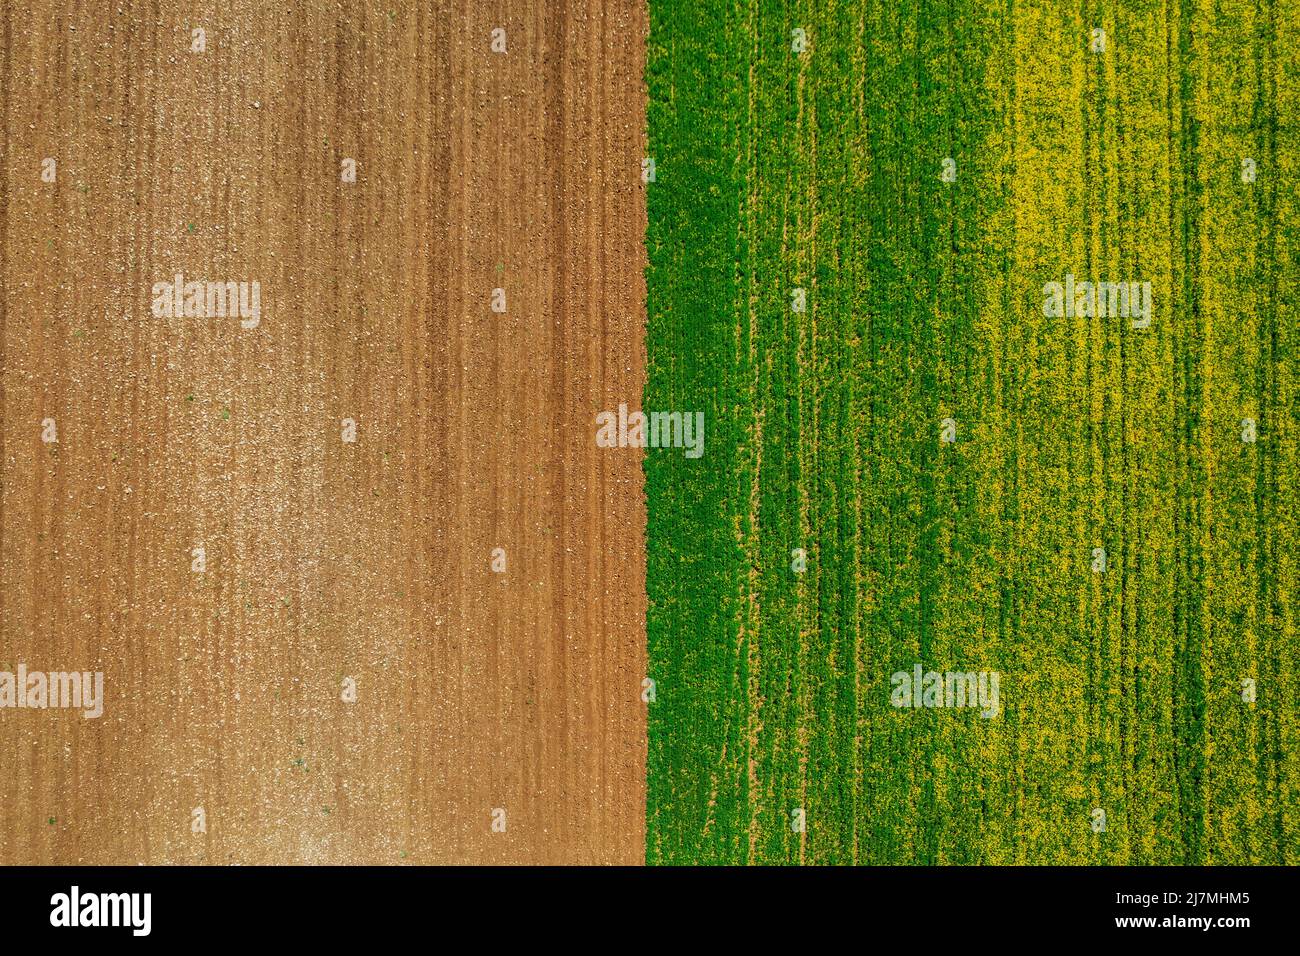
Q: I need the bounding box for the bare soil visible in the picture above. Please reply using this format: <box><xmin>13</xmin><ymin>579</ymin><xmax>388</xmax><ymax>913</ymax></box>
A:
<box><xmin>0</xmin><ymin>0</ymin><xmax>647</xmax><ymax>865</ymax></box>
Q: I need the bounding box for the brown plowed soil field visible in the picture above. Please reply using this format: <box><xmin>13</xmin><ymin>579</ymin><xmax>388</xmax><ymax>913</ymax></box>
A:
<box><xmin>0</xmin><ymin>1</ymin><xmax>646</xmax><ymax>865</ymax></box>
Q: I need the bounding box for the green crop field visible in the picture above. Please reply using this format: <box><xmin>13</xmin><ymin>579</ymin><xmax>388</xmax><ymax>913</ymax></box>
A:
<box><xmin>644</xmin><ymin>0</ymin><xmax>1298</xmax><ymax>864</ymax></box>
